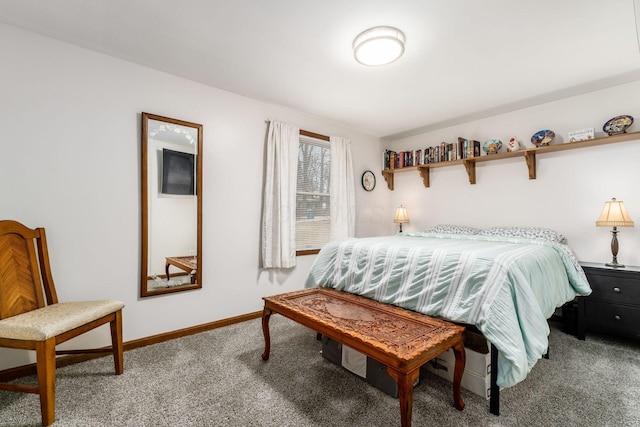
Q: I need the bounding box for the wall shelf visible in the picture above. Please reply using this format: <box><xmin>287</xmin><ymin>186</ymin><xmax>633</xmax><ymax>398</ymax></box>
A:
<box><xmin>381</xmin><ymin>131</ymin><xmax>640</xmax><ymax>190</ymax></box>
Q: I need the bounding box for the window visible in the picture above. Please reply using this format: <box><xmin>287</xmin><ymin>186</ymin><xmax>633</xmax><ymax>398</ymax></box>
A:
<box><xmin>296</xmin><ymin>131</ymin><xmax>330</xmax><ymax>253</ymax></box>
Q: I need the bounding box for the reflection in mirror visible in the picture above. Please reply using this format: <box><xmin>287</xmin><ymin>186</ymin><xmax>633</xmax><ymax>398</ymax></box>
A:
<box><xmin>141</xmin><ymin>113</ymin><xmax>202</xmax><ymax>297</ymax></box>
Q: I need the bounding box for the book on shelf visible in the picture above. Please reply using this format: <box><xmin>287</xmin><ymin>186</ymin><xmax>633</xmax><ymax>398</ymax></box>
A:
<box><xmin>383</xmin><ymin>149</ymin><xmax>428</xmax><ymax>169</ymax></box>
<box><xmin>387</xmin><ymin>138</ymin><xmax>486</xmax><ymax>171</ymax></box>
<box><xmin>404</xmin><ymin>151</ymin><xmax>412</xmax><ymax>167</ymax></box>
<box><xmin>382</xmin><ymin>149</ymin><xmax>398</xmax><ymax>170</ymax></box>
<box><xmin>456</xmin><ymin>137</ymin><xmax>481</xmax><ymax>159</ymax></box>
<box><xmin>457</xmin><ymin>138</ymin><xmax>465</xmax><ymax>159</ymax></box>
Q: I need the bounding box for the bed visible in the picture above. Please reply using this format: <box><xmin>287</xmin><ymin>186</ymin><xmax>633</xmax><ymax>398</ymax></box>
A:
<box><xmin>304</xmin><ymin>227</ymin><xmax>591</xmax><ymax>412</ymax></box>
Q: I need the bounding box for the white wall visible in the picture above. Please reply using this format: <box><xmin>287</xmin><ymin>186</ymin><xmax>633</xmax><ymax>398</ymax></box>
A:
<box><xmin>388</xmin><ymin>81</ymin><xmax>640</xmax><ymax>267</ymax></box>
<box><xmin>0</xmin><ymin>24</ymin><xmax>390</xmax><ymax>370</ymax></box>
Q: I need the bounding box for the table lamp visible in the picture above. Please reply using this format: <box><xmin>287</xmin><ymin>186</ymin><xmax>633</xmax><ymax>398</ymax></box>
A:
<box><xmin>596</xmin><ymin>198</ymin><xmax>635</xmax><ymax>268</ymax></box>
<box><xmin>394</xmin><ymin>205</ymin><xmax>410</xmax><ymax>233</ymax></box>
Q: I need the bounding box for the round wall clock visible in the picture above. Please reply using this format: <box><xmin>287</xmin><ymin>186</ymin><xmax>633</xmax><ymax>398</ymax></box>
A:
<box><xmin>361</xmin><ymin>170</ymin><xmax>376</xmax><ymax>191</ymax></box>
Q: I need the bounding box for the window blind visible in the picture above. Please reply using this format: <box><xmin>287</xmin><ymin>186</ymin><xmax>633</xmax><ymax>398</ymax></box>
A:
<box><xmin>296</xmin><ymin>135</ymin><xmax>331</xmax><ymax>251</ymax></box>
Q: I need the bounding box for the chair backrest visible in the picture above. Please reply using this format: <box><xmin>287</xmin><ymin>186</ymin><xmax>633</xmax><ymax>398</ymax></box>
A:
<box><xmin>0</xmin><ymin>220</ymin><xmax>58</xmax><ymax>320</ymax></box>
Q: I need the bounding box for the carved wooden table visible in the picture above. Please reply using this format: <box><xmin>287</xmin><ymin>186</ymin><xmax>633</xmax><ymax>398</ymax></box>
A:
<box><xmin>165</xmin><ymin>256</ymin><xmax>197</xmax><ymax>284</ymax></box>
<box><xmin>261</xmin><ymin>288</ymin><xmax>466</xmax><ymax>427</ymax></box>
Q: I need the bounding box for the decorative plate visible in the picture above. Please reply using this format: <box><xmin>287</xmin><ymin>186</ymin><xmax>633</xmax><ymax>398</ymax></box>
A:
<box><xmin>531</xmin><ymin>130</ymin><xmax>555</xmax><ymax>147</ymax></box>
<box><xmin>361</xmin><ymin>170</ymin><xmax>375</xmax><ymax>191</ymax></box>
<box><xmin>482</xmin><ymin>139</ymin><xmax>502</xmax><ymax>154</ymax></box>
<box><xmin>603</xmin><ymin>115</ymin><xmax>633</xmax><ymax>136</ymax></box>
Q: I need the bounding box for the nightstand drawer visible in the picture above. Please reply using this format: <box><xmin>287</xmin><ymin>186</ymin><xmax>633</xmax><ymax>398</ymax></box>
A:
<box><xmin>584</xmin><ymin>273</ymin><xmax>640</xmax><ymax>305</ymax></box>
<box><xmin>584</xmin><ymin>300</ymin><xmax>640</xmax><ymax>335</ymax></box>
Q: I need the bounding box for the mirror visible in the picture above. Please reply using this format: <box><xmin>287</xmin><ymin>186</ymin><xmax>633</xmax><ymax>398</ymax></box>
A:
<box><xmin>141</xmin><ymin>113</ymin><xmax>202</xmax><ymax>297</ymax></box>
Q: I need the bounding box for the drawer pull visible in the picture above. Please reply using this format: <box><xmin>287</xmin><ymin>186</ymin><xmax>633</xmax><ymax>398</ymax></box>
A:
<box><xmin>614</xmin><ymin>315</ymin><xmax>621</xmax><ymax>321</ymax></box>
<box><xmin>613</xmin><ymin>287</ymin><xmax>621</xmax><ymax>293</ymax></box>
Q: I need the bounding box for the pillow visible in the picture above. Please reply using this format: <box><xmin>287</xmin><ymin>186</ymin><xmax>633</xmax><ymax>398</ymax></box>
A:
<box><xmin>424</xmin><ymin>224</ymin><xmax>480</xmax><ymax>235</ymax></box>
<box><xmin>478</xmin><ymin>226</ymin><xmax>567</xmax><ymax>243</ymax></box>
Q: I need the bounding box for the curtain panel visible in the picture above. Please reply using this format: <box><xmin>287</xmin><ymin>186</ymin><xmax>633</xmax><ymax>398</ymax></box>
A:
<box><xmin>261</xmin><ymin>120</ymin><xmax>299</xmax><ymax>268</ymax></box>
<box><xmin>330</xmin><ymin>136</ymin><xmax>355</xmax><ymax>240</ymax></box>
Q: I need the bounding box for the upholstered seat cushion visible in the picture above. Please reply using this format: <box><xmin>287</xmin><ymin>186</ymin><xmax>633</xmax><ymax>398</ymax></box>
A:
<box><xmin>0</xmin><ymin>300</ymin><xmax>125</xmax><ymax>341</ymax></box>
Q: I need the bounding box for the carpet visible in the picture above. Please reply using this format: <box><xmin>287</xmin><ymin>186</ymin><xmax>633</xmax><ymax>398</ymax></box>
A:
<box><xmin>0</xmin><ymin>316</ymin><xmax>638</xmax><ymax>426</ymax></box>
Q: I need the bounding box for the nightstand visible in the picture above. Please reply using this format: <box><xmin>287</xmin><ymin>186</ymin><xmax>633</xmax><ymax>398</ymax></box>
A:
<box><xmin>577</xmin><ymin>262</ymin><xmax>640</xmax><ymax>340</ymax></box>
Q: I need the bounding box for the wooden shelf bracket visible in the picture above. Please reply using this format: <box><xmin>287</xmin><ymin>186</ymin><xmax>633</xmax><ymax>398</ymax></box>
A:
<box><xmin>524</xmin><ymin>151</ymin><xmax>536</xmax><ymax>180</ymax></box>
<box><xmin>418</xmin><ymin>167</ymin><xmax>430</xmax><ymax>188</ymax></box>
<box><xmin>463</xmin><ymin>160</ymin><xmax>477</xmax><ymax>184</ymax></box>
<box><xmin>382</xmin><ymin>170</ymin><xmax>394</xmax><ymax>190</ymax></box>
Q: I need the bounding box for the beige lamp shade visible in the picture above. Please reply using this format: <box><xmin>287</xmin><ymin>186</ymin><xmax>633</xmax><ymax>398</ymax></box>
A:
<box><xmin>596</xmin><ymin>198</ymin><xmax>634</xmax><ymax>268</ymax></box>
<box><xmin>596</xmin><ymin>198</ymin><xmax>634</xmax><ymax>227</ymax></box>
<box><xmin>393</xmin><ymin>205</ymin><xmax>410</xmax><ymax>224</ymax></box>
<box><xmin>393</xmin><ymin>205</ymin><xmax>409</xmax><ymax>233</ymax></box>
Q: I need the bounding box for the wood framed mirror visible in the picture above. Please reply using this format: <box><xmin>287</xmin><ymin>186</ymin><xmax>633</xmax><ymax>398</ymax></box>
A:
<box><xmin>141</xmin><ymin>112</ymin><xmax>203</xmax><ymax>297</ymax></box>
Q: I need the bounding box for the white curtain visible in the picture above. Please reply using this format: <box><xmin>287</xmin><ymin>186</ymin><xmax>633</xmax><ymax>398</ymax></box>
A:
<box><xmin>330</xmin><ymin>136</ymin><xmax>355</xmax><ymax>240</ymax></box>
<box><xmin>261</xmin><ymin>120</ymin><xmax>300</xmax><ymax>268</ymax></box>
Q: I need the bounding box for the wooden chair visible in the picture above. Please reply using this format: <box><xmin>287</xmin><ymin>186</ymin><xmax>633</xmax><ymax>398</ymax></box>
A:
<box><xmin>0</xmin><ymin>220</ymin><xmax>124</xmax><ymax>426</ymax></box>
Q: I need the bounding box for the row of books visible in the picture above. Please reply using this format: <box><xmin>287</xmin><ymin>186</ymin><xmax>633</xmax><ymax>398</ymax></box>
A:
<box><xmin>382</xmin><ymin>139</ymin><xmax>482</xmax><ymax>170</ymax></box>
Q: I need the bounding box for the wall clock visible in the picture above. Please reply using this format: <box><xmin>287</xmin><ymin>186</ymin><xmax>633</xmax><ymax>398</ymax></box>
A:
<box><xmin>361</xmin><ymin>170</ymin><xmax>376</xmax><ymax>191</ymax></box>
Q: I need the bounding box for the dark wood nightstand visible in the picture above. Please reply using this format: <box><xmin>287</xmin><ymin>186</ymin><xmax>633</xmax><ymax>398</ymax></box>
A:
<box><xmin>577</xmin><ymin>262</ymin><xmax>640</xmax><ymax>340</ymax></box>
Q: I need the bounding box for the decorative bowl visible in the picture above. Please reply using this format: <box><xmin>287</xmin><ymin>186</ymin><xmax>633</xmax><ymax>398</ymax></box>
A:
<box><xmin>531</xmin><ymin>130</ymin><xmax>555</xmax><ymax>147</ymax></box>
<box><xmin>482</xmin><ymin>139</ymin><xmax>502</xmax><ymax>154</ymax></box>
<box><xmin>603</xmin><ymin>115</ymin><xmax>633</xmax><ymax>136</ymax></box>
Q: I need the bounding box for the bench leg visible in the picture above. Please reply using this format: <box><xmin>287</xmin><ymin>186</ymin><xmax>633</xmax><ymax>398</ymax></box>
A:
<box><xmin>451</xmin><ymin>340</ymin><xmax>466</xmax><ymax>411</ymax></box>
<box><xmin>387</xmin><ymin>367</ymin><xmax>420</xmax><ymax>427</ymax></box>
<box><xmin>261</xmin><ymin>308</ymin><xmax>272</xmax><ymax>360</ymax></box>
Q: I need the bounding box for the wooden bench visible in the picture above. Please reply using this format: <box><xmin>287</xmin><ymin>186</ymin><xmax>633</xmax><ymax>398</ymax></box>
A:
<box><xmin>165</xmin><ymin>256</ymin><xmax>197</xmax><ymax>284</ymax></box>
<box><xmin>261</xmin><ymin>288</ymin><xmax>466</xmax><ymax>427</ymax></box>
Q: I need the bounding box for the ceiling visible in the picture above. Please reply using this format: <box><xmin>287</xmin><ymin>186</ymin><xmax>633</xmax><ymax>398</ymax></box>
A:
<box><xmin>2</xmin><ymin>0</ymin><xmax>640</xmax><ymax>140</ymax></box>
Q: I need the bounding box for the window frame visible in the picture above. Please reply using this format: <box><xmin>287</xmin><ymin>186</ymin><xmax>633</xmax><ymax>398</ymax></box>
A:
<box><xmin>296</xmin><ymin>129</ymin><xmax>330</xmax><ymax>256</ymax></box>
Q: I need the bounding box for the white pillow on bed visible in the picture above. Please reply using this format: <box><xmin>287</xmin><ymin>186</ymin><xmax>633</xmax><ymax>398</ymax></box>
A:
<box><xmin>424</xmin><ymin>224</ymin><xmax>481</xmax><ymax>235</ymax></box>
<box><xmin>478</xmin><ymin>226</ymin><xmax>567</xmax><ymax>243</ymax></box>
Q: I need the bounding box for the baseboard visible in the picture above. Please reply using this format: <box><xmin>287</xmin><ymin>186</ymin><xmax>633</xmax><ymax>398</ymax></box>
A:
<box><xmin>0</xmin><ymin>310</ymin><xmax>262</xmax><ymax>383</ymax></box>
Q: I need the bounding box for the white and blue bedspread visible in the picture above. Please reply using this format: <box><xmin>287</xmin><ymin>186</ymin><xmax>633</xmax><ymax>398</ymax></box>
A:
<box><xmin>304</xmin><ymin>233</ymin><xmax>591</xmax><ymax>388</ymax></box>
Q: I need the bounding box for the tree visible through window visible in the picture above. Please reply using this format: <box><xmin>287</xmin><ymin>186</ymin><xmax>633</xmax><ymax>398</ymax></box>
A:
<box><xmin>296</xmin><ymin>134</ymin><xmax>330</xmax><ymax>251</ymax></box>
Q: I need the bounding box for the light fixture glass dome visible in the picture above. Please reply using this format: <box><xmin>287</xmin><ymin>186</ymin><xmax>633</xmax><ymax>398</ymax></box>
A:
<box><xmin>353</xmin><ymin>26</ymin><xmax>406</xmax><ymax>66</ymax></box>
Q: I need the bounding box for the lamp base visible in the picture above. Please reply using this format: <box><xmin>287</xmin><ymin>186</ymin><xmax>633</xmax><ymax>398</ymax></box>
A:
<box><xmin>606</xmin><ymin>228</ymin><xmax>624</xmax><ymax>268</ymax></box>
<box><xmin>605</xmin><ymin>261</ymin><xmax>625</xmax><ymax>268</ymax></box>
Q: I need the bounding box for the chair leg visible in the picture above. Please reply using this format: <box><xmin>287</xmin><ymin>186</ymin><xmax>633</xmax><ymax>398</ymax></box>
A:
<box><xmin>110</xmin><ymin>309</ymin><xmax>124</xmax><ymax>375</ymax></box>
<box><xmin>35</xmin><ymin>338</ymin><xmax>57</xmax><ymax>426</ymax></box>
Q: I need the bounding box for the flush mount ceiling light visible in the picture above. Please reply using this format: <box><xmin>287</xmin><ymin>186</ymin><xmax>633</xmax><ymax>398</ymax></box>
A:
<box><xmin>353</xmin><ymin>26</ymin><xmax>406</xmax><ymax>66</ymax></box>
